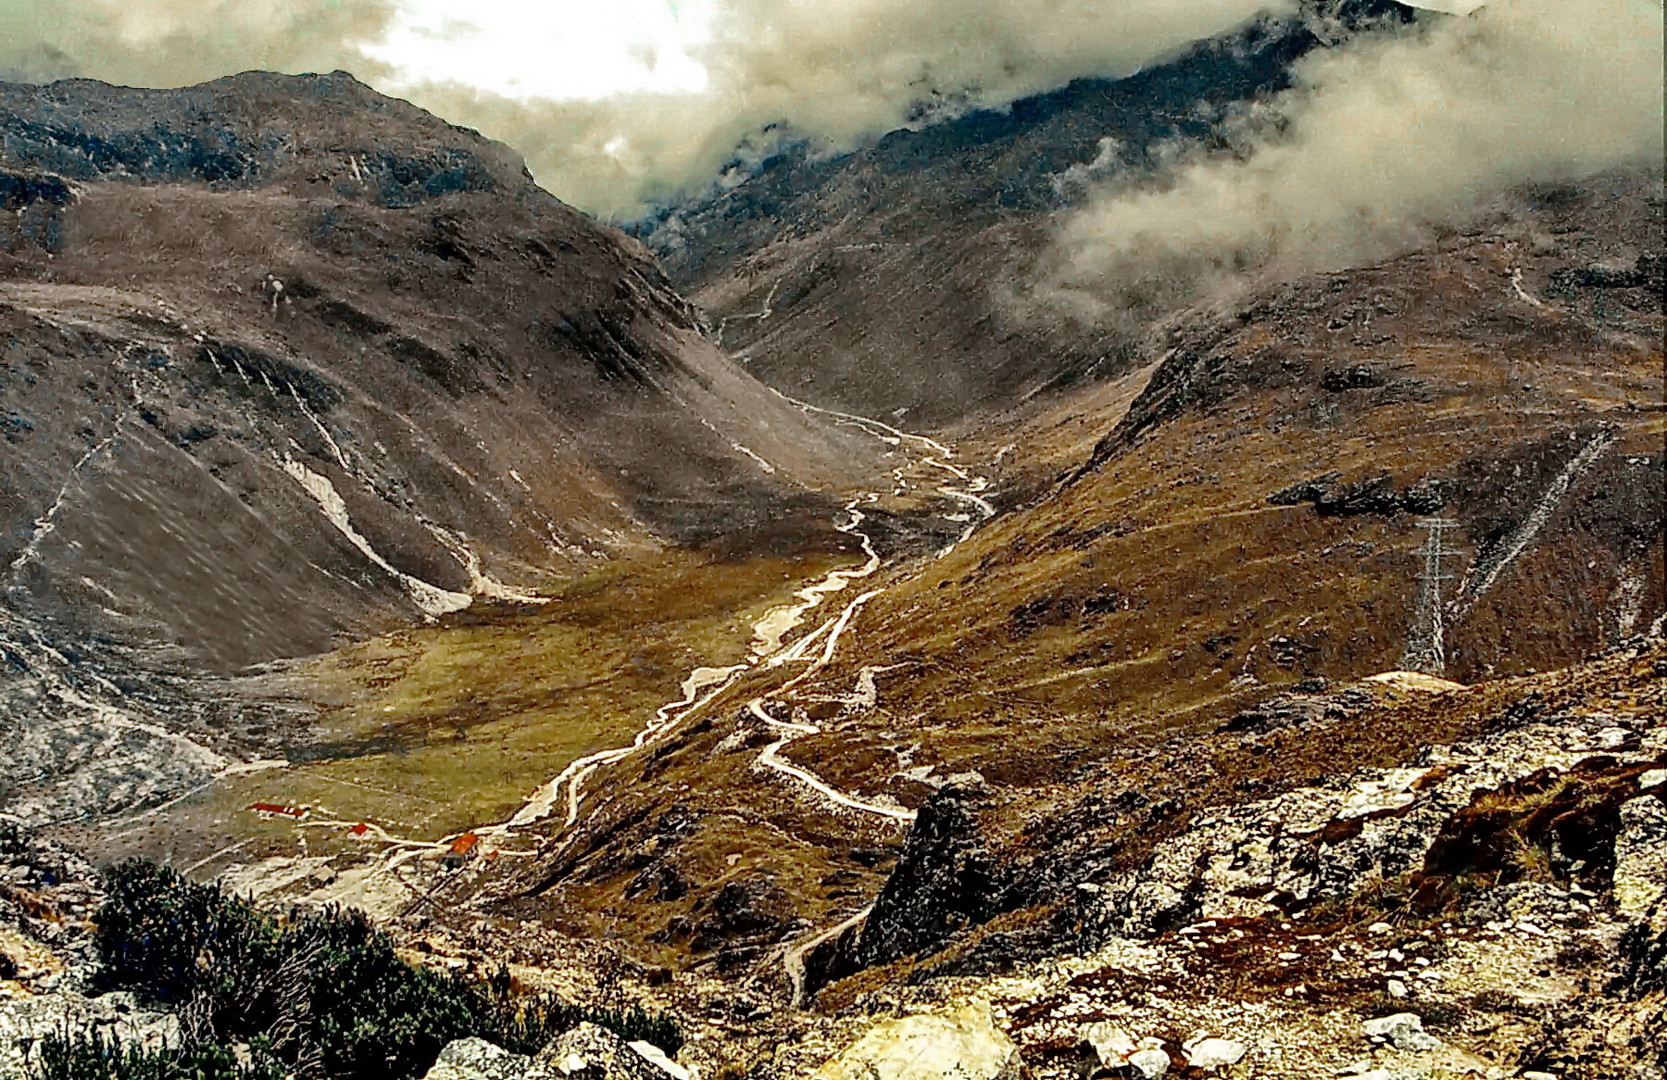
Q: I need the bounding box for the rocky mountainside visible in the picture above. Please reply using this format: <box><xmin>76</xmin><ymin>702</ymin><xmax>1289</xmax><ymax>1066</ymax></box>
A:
<box><xmin>434</xmin><ymin>165</ymin><xmax>1661</xmax><ymax>1026</ymax></box>
<box><xmin>632</xmin><ymin>0</ymin><xmax>1416</xmax><ymax>423</ymax></box>
<box><xmin>0</xmin><ymin>72</ymin><xmax>873</xmax><ymax>823</ymax></box>
<box><xmin>58</xmin><ymin>152</ymin><xmax>1650</xmax><ymax>1075</ymax></box>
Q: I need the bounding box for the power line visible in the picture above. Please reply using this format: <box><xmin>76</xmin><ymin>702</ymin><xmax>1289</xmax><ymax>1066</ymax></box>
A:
<box><xmin>1403</xmin><ymin>517</ymin><xmax>1462</xmax><ymax>675</ymax></box>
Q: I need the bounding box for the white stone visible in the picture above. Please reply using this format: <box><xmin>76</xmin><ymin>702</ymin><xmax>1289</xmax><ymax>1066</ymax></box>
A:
<box><xmin>1639</xmin><ymin>769</ymin><xmax>1666</xmax><ymax>790</ymax></box>
<box><xmin>1080</xmin><ymin>1021</ymin><xmax>1137</xmax><ymax>1066</ymax></box>
<box><xmin>1128</xmin><ymin>1047</ymin><xmax>1171</xmax><ymax>1078</ymax></box>
<box><xmin>812</xmin><ymin>1002</ymin><xmax>1019</xmax><ymax>1080</ymax></box>
<box><xmin>530</xmin><ymin>1023</ymin><xmax>668</xmax><ymax>1079</ymax></box>
<box><xmin>1183</xmin><ymin>1036</ymin><xmax>1247</xmax><ymax>1068</ymax></box>
<box><xmin>628</xmin><ymin>1041</ymin><xmax>692</xmax><ymax>1080</ymax></box>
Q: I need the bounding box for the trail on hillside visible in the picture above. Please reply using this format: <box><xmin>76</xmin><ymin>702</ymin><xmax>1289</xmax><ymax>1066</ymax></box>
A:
<box><xmin>1453</xmin><ymin>430</ymin><xmax>1614</xmax><ymax>610</ymax></box>
<box><xmin>488</xmin><ymin>394</ymin><xmax>992</xmax><ymax>833</ymax></box>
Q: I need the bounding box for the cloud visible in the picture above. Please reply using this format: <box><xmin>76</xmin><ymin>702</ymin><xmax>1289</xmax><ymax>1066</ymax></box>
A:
<box><xmin>0</xmin><ymin>0</ymin><xmax>1299</xmax><ymax>216</ymax></box>
<box><xmin>0</xmin><ymin>0</ymin><xmax>398</xmax><ymax>87</ymax></box>
<box><xmin>1039</xmin><ymin>0</ymin><xmax>1666</xmax><ymax>323</ymax></box>
<box><xmin>477</xmin><ymin>0</ymin><xmax>1300</xmax><ymax>214</ymax></box>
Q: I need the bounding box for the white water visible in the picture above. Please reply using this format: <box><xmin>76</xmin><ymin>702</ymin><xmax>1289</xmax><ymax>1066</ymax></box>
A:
<box><xmin>494</xmin><ymin>663</ymin><xmax>744</xmax><ymax>831</ymax></box>
<box><xmin>8</xmin><ymin>438</ymin><xmax>114</xmax><ymax>577</ymax></box>
<box><xmin>1510</xmin><ymin>267</ymin><xmax>1546</xmax><ymax>309</ymax></box>
<box><xmin>751</xmin><ymin>496</ymin><xmax>881</xmax><ymax>657</ymax></box>
<box><xmin>424</xmin><ymin>523</ymin><xmax>550</xmax><ymax>606</ymax></box>
<box><xmin>1454</xmin><ymin>431</ymin><xmax>1613</xmax><ymax>609</ymax></box>
<box><xmin>235</xmin><ymin>397</ymin><xmax>996</xmax><ymax>964</ymax></box>
<box><xmin>491</xmin><ymin>394</ymin><xmax>992</xmax><ymax>834</ymax></box>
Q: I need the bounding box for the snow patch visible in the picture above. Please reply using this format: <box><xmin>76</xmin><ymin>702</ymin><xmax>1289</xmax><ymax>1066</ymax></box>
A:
<box><xmin>278</xmin><ymin>455</ymin><xmax>471</xmax><ymax>618</ymax></box>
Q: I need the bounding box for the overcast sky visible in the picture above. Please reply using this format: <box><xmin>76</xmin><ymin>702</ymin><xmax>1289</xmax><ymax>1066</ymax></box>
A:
<box><xmin>364</xmin><ymin>0</ymin><xmax>1482</xmax><ymax>102</ymax></box>
<box><xmin>366</xmin><ymin>0</ymin><xmax>717</xmax><ymax>100</ymax></box>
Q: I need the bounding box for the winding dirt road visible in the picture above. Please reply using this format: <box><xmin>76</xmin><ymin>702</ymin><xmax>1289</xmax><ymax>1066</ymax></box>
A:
<box><xmin>238</xmin><ymin>397</ymin><xmax>994</xmax><ymax>975</ymax></box>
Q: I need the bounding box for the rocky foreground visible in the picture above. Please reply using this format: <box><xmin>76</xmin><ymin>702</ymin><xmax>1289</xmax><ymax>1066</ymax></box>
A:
<box><xmin>3</xmin><ymin>637</ymin><xmax>1662</xmax><ymax>1079</ymax></box>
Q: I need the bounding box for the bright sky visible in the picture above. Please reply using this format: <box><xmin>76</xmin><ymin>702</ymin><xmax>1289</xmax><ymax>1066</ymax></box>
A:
<box><xmin>366</xmin><ymin>0</ymin><xmax>718</xmax><ymax>99</ymax></box>
<box><xmin>362</xmin><ymin>0</ymin><xmax>1486</xmax><ymax>102</ymax></box>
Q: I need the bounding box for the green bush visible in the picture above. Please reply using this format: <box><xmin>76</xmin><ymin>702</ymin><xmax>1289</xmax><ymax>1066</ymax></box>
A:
<box><xmin>534</xmin><ymin>1001</ymin><xmax>685</xmax><ymax>1057</ymax></box>
<box><xmin>72</xmin><ymin>859</ymin><xmax>684</xmax><ymax>1080</ymax></box>
<box><xmin>30</xmin><ymin>1030</ymin><xmax>285</xmax><ymax>1080</ymax></box>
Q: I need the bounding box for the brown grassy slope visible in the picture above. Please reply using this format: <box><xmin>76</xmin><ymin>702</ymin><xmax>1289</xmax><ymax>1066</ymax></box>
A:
<box><xmin>472</xmin><ymin>173</ymin><xmax>1663</xmax><ymax>992</ymax></box>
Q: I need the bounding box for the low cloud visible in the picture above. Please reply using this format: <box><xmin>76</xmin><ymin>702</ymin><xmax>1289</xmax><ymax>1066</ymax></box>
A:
<box><xmin>0</xmin><ymin>0</ymin><xmax>397</xmax><ymax>88</ymax></box>
<box><xmin>0</xmin><ymin>0</ymin><xmax>1298</xmax><ymax>216</ymax></box>
<box><xmin>437</xmin><ymin>0</ymin><xmax>1301</xmax><ymax>214</ymax></box>
<box><xmin>1039</xmin><ymin>0</ymin><xmax>1666</xmax><ymax>323</ymax></box>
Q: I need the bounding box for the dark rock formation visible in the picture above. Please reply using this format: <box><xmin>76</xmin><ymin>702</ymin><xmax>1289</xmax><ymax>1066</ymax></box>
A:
<box><xmin>1267</xmin><ymin>472</ymin><xmax>1452</xmax><ymax>516</ymax></box>
<box><xmin>853</xmin><ymin>784</ymin><xmax>1010</xmax><ymax>969</ymax></box>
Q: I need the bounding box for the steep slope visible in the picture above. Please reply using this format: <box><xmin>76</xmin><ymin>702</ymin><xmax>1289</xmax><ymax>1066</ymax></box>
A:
<box><xmin>413</xmin><ymin>168</ymin><xmax>1663</xmax><ymax>1009</ymax></box>
<box><xmin>0</xmin><ymin>71</ymin><xmax>872</xmax><ymax>821</ymax></box>
<box><xmin>634</xmin><ymin>0</ymin><xmax>1416</xmax><ymax>423</ymax></box>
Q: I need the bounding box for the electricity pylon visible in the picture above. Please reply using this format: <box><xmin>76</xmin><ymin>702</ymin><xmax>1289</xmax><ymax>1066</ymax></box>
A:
<box><xmin>1403</xmin><ymin>517</ymin><xmax>1462</xmax><ymax>675</ymax></box>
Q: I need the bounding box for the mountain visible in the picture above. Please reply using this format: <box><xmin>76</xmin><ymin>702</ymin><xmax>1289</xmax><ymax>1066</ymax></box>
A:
<box><xmin>0</xmin><ymin>20</ymin><xmax>1663</xmax><ymax>1080</ymax></box>
<box><xmin>632</xmin><ymin>0</ymin><xmax>1416</xmax><ymax>424</ymax></box>
<box><xmin>0</xmin><ymin>71</ymin><xmax>872</xmax><ymax>822</ymax></box>
<box><xmin>466</xmin><ymin>165</ymin><xmax>1663</xmax><ymax>1008</ymax></box>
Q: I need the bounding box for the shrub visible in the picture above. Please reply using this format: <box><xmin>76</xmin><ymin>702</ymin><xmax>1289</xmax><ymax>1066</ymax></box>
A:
<box><xmin>30</xmin><ymin>1029</ymin><xmax>285</xmax><ymax>1080</ymax></box>
<box><xmin>80</xmin><ymin>860</ymin><xmax>684</xmax><ymax>1080</ymax></box>
<box><xmin>532</xmin><ymin>1001</ymin><xmax>685</xmax><ymax>1056</ymax></box>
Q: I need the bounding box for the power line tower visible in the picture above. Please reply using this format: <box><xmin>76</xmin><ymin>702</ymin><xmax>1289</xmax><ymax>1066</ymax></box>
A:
<box><xmin>1403</xmin><ymin>517</ymin><xmax>1462</xmax><ymax>675</ymax></box>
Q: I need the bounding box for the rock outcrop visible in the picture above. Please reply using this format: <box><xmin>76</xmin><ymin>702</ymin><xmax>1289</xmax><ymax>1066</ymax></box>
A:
<box><xmin>422</xmin><ymin>1037</ymin><xmax>531</xmax><ymax>1080</ymax></box>
<box><xmin>811</xmin><ymin>1002</ymin><xmax>1019</xmax><ymax>1080</ymax></box>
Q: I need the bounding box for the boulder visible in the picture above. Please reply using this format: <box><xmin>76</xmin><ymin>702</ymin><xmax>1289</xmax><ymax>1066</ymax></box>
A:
<box><xmin>812</xmin><ymin>1001</ymin><xmax>1020</xmax><ymax>1080</ymax></box>
<box><xmin>628</xmin><ymin>1041</ymin><xmax>692</xmax><ymax>1080</ymax></box>
<box><xmin>423</xmin><ymin>1037</ymin><xmax>531</xmax><ymax>1080</ymax></box>
<box><xmin>526</xmin><ymin>1023</ymin><xmax>678</xmax><ymax>1079</ymax></box>
<box><xmin>1613</xmin><ymin>796</ymin><xmax>1667</xmax><ymax>919</ymax></box>
<box><xmin>1361</xmin><ymin>1013</ymin><xmax>1440</xmax><ymax>1052</ymax></box>
<box><xmin>1182</xmin><ymin>1035</ymin><xmax>1246</xmax><ymax>1069</ymax></box>
<box><xmin>1128</xmin><ymin>1047</ymin><xmax>1171</xmax><ymax>1078</ymax></box>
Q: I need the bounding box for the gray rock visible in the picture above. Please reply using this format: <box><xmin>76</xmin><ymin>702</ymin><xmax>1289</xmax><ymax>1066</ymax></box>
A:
<box><xmin>811</xmin><ymin>1002</ymin><xmax>1020</xmax><ymax>1079</ymax></box>
<box><xmin>1128</xmin><ymin>1047</ymin><xmax>1171</xmax><ymax>1078</ymax></box>
<box><xmin>422</xmin><ymin>1037</ymin><xmax>532</xmax><ymax>1080</ymax></box>
<box><xmin>1361</xmin><ymin>1013</ymin><xmax>1440</xmax><ymax>1052</ymax></box>
<box><xmin>0</xmin><ymin>990</ymin><xmax>180</xmax><ymax>1077</ymax></box>
<box><xmin>1614</xmin><ymin>796</ymin><xmax>1667</xmax><ymax>919</ymax></box>
<box><xmin>1183</xmin><ymin>1035</ymin><xmax>1247</xmax><ymax>1069</ymax></box>
<box><xmin>528</xmin><ymin>1023</ymin><xmax>670</xmax><ymax>1079</ymax></box>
